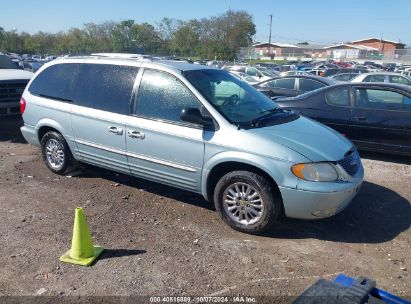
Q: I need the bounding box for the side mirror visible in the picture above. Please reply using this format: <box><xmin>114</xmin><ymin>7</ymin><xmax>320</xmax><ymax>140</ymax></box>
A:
<box><xmin>180</xmin><ymin>107</ymin><xmax>215</xmax><ymax>129</ymax></box>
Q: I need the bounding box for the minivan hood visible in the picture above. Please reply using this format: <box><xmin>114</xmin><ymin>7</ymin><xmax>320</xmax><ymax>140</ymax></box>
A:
<box><xmin>249</xmin><ymin>116</ymin><xmax>353</xmax><ymax>162</ymax></box>
<box><xmin>0</xmin><ymin>69</ymin><xmax>34</xmax><ymax>81</ymax></box>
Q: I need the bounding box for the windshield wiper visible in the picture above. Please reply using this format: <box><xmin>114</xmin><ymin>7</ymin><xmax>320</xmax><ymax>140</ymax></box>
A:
<box><xmin>250</xmin><ymin>108</ymin><xmax>284</xmax><ymax>127</ymax></box>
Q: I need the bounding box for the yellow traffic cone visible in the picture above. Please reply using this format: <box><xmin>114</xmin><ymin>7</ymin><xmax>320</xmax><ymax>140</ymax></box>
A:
<box><xmin>60</xmin><ymin>207</ymin><xmax>104</xmax><ymax>266</ymax></box>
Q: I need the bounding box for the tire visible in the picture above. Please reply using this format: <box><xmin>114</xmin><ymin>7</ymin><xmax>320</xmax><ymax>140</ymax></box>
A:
<box><xmin>213</xmin><ymin>170</ymin><xmax>282</xmax><ymax>234</ymax></box>
<box><xmin>40</xmin><ymin>131</ymin><xmax>77</xmax><ymax>175</ymax></box>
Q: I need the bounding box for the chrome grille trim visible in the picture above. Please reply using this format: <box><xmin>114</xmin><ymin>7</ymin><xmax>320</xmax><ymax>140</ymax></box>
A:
<box><xmin>338</xmin><ymin>149</ymin><xmax>360</xmax><ymax>176</ymax></box>
<box><xmin>0</xmin><ymin>80</ymin><xmax>29</xmax><ymax>104</ymax></box>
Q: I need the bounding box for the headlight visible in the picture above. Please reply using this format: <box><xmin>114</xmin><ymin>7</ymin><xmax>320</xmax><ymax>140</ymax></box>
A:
<box><xmin>292</xmin><ymin>162</ymin><xmax>338</xmax><ymax>182</ymax></box>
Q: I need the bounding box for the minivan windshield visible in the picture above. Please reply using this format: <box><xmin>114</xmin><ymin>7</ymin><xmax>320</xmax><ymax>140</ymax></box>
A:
<box><xmin>184</xmin><ymin>69</ymin><xmax>290</xmax><ymax>126</ymax></box>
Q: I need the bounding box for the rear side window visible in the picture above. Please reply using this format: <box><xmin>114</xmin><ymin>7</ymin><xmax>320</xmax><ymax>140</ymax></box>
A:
<box><xmin>29</xmin><ymin>63</ymin><xmax>80</xmax><ymax>102</ymax></box>
<box><xmin>273</xmin><ymin>78</ymin><xmax>295</xmax><ymax>90</ymax></box>
<box><xmin>299</xmin><ymin>79</ymin><xmax>325</xmax><ymax>92</ymax></box>
<box><xmin>364</xmin><ymin>75</ymin><xmax>385</xmax><ymax>82</ymax></box>
<box><xmin>135</xmin><ymin>69</ymin><xmax>201</xmax><ymax>123</ymax></box>
<box><xmin>325</xmin><ymin>87</ymin><xmax>350</xmax><ymax>106</ymax></box>
<box><xmin>74</xmin><ymin>64</ymin><xmax>138</xmax><ymax>115</ymax></box>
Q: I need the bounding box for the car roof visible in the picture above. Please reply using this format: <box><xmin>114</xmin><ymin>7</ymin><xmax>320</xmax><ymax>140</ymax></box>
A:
<box><xmin>358</xmin><ymin>72</ymin><xmax>409</xmax><ymax>76</ymax></box>
<box><xmin>289</xmin><ymin>82</ymin><xmax>411</xmax><ymax>100</ymax></box>
<box><xmin>39</xmin><ymin>56</ymin><xmax>221</xmax><ymax>76</ymax></box>
<box><xmin>331</xmin><ymin>73</ymin><xmax>358</xmax><ymax>76</ymax></box>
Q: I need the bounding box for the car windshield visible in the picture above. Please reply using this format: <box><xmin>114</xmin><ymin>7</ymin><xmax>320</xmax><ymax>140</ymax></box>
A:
<box><xmin>183</xmin><ymin>69</ymin><xmax>284</xmax><ymax>126</ymax></box>
<box><xmin>258</xmin><ymin>67</ymin><xmax>277</xmax><ymax>77</ymax></box>
<box><xmin>236</xmin><ymin>72</ymin><xmax>256</xmax><ymax>82</ymax></box>
<box><xmin>0</xmin><ymin>55</ymin><xmax>20</xmax><ymax>69</ymax></box>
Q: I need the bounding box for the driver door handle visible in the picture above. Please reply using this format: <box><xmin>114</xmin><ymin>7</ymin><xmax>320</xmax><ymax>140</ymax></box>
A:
<box><xmin>108</xmin><ymin>126</ymin><xmax>123</xmax><ymax>135</ymax></box>
<box><xmin>355</xmin><ymin>117</ymin><xmax>367</xmax><ymax>121</ymax></box>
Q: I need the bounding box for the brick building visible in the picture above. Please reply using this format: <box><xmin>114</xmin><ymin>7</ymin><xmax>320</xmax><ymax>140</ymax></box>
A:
<box><xmin>350</xmin><ymin>38</ymin><xmax>405</xmax><ymax>53</ymax></box>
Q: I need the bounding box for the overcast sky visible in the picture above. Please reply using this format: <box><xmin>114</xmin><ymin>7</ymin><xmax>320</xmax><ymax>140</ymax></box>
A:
<box><xmin>1</xmin><ymin>0</ymin><xmax>410</xmax><ymax>45</ymax></box>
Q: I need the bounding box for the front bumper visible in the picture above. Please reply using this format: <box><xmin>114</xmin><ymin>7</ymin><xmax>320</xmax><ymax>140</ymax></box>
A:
<box><xmin>279</xmin><ymin>178</ymin><xmax>363</xmax><ymax>219</ymax></box>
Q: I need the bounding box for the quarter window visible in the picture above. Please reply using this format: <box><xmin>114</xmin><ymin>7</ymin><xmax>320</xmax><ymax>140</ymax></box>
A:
<box><xmin>74</xmin><ymin>64</ymin><xmax>139</xmax><ymax>115</ymax></box>
<box><xmin>325</xmin><ymin>87</ymin><xmax>350</xmax><ymax>106</ymax></box>
<box><xmin>135</xmin><ymin>69</ymin><xmax>201</xmax><ymax>123</ymax></box>
<box><xmin>29</xmin><ymin>63</ymin><xmax>80</xmax><ymax>102</ymax></box>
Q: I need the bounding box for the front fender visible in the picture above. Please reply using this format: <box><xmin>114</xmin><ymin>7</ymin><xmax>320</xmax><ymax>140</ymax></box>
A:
<box><xmin>201</xmin><ymin>151</ymin><xmax>299</xmax><ymax>198</ymax></box>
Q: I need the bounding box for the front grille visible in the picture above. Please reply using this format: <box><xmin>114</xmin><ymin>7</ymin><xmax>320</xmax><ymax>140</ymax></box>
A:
<box><xmin>0</xmin><ymin>80</ymin><xmax>29</xmax><ymax>104</ymax></box>
<box><xmin>338</xmin><ymin>149</ymin><xmax>361</xmax><ymax>176</ymax></box>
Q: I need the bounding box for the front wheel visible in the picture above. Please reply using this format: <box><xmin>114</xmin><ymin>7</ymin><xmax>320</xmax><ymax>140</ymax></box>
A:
<box><xmin>214</xmin><ymin>171</ymin><xmax>282</xmax><ymax>234</ymax></box>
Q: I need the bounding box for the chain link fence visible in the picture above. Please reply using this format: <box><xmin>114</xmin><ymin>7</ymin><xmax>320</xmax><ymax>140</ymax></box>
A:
<box><xmin>240</xmin><ymin>47</ymin><xmax>411</xmax><ymax>64</ymax></box>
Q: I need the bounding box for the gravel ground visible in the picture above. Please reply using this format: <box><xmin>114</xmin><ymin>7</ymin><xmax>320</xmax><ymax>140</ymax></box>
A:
<box><xmin>0</xmin><ymin>116</ymin><xmax>410</xmax><ymax>303</ymax></box>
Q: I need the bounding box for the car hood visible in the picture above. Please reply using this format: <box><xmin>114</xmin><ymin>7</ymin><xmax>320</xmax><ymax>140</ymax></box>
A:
<box><xmin>249</xmin><ymin>116</ymin><xmax>353</xmax><ymax>162</ymax></box>
<box><xmin>0</xmin><ymin>69</ymin><xmax>34</xmax><ymax>81</ymax></box>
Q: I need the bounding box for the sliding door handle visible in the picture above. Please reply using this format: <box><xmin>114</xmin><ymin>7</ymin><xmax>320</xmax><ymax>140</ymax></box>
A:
<box><xmin>128</xmin><ymin>130</ymin><xmax>145</xmax><ymax>140</ymax></box>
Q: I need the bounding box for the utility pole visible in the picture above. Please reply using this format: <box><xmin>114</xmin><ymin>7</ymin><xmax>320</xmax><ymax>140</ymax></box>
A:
<box><xmin>228</xmin><ymin>0</ymin><xmax>231</xmax><ymax>11</ymax></box>
<box><xmin>268</xmin><ymin>14</ymin><xmax>273</xmax><ymax>44</ymax></box>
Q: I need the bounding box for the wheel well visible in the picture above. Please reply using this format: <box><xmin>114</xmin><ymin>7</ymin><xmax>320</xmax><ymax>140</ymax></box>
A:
<box><xmin>38</xmin><ymin>126</ymin><xmax>59</xmax><ymax>142</ymax></box>
<box><xmin>206</xmin><ymin>161</ymin><xmax>280</xmax><ymax>203</ymax></box>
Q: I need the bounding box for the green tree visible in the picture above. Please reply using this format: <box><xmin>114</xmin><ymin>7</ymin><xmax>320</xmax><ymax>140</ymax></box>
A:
<box><xmin>131</xmin><ymin>23</ymin><xmax>163</xmax><ymax>54</ymax></box>
<box><xmin>171</xmin><ymin>24</ymin><xmax>199</xmax><ymax>56</ymax></box>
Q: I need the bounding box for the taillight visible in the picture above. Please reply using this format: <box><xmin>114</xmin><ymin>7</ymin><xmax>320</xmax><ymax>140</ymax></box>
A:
<box><xmin>20</xmin><ymin>98</ymin><xmax>26</xmax><ymax>114</ymax></box>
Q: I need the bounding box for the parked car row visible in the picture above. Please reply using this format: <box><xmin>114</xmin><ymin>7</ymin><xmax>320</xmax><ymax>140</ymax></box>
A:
<box><xmin>253</xmin><ymin>75</ymin><xmax>335</xmax><ymax>98</ymax></box>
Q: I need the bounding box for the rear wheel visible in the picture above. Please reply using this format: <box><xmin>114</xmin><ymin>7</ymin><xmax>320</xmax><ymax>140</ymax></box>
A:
<box><xmin>214</xmin><ymin>170</ymin><xmax>282</xmax><ymax>234</ymax></box>
<box><xmin>40</xmin><ymin>131</ymin><xmax>77</xmax><ymax>175</ymax></box>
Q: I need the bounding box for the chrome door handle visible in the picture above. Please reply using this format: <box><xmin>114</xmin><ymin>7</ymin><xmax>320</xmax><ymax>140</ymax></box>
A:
<box><xmin>128</xmin><ymin>130</ymin><xmax>145</xmax><ymax>139</ymax></box>
<box><xmin>108</xmin><ymin>126</ymin><xmax>123</xmax><ymax>135</ymax></box>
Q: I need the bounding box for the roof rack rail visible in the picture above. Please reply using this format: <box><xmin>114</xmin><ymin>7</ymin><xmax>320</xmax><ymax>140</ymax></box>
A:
<box><xmin>90</xmin><ymin>53</ymin><xmax>155</xmax><ymax>61</ymax></box>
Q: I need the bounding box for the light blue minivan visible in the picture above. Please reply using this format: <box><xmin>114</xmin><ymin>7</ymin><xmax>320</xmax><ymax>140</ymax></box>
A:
<box><xmin>20</xmin><ymin>57</ymin><xmax>363</xmax><ymax>234</ymax></box>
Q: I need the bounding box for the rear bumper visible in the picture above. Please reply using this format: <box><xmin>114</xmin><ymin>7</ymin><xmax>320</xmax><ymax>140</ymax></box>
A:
<box><xmin>279</xmin><ymin>179</ymin><xmax>363</xmax><ymax>219</ymax></box>
<box><xmin>20</xmin><ymin>124</ymin><xmax>40</xmax><ymax>147</ymax></box>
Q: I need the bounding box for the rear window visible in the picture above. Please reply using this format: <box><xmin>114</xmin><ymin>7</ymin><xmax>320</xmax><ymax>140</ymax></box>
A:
<box><xmin>74</xmin><ymin>64</ymin><xmax>139</xmax><ymax>115</ymax></box>
<box><xmin>29</xmin><ymin>63</ymin><xmax>80</xmax><ymax>102</ymax></box>
<box><xmin>325</xmin><ymin>87</ymin><xmax>350</xmax><ymax>106</ymax></box>
<box><xmin>299</xmin><ymin>79</ymin><xmax>325</xmax><ymax>92</ymax></box>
